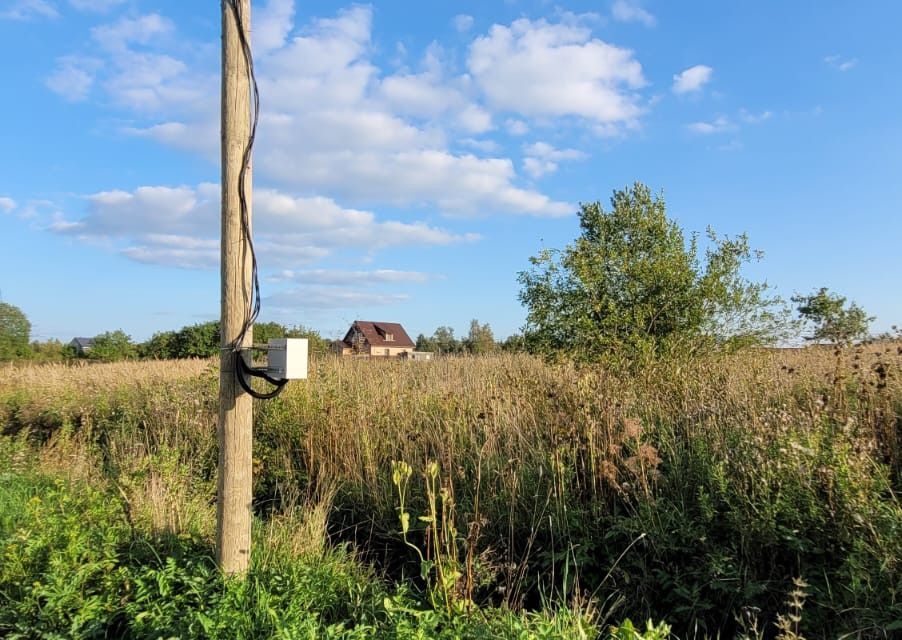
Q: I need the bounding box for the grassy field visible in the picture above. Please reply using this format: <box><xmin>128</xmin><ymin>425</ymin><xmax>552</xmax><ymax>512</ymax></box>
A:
<box><xmin>1</xmin><ymin>344</ymin><xmax>899</xmax><ymax>638</ymax></box>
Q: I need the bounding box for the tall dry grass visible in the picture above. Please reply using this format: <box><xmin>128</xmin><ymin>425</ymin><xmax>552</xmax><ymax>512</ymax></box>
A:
<box><xmin>1</xmin><ymin>343</ymin><xmax>899</xmax><ymax>635</ymax></box>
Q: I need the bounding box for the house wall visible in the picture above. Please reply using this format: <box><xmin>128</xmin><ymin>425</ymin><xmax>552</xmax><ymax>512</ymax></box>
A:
<box><xmin>369</xmin><ymin>346</ymin><xmax>411</xmax><ymax>357</ymax></box>
<box><xmin>331</xmin><ymin>342</ymin><xmax>352</xmax><ymax>355</ymax></box>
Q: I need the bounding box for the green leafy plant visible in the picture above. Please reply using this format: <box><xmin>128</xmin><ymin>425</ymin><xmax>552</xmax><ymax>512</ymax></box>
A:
<box><xmin>518</xmin><ymin>182</ymin><xmax>792</xmax><ymax>361</ymax></box>
<box><xmin>792</xmin><ymin>287</ymin><xmax>873</xmax><ymax>345</ymax></box>
<box><xmin>608</xmin><ymin>618</ymin><xmax>671</xmax><ymax>639</ymax></box>
<box><xmin>392</xmin><ymin>459</ymin><xmax>466</xmax><ymax>614</ymax></box>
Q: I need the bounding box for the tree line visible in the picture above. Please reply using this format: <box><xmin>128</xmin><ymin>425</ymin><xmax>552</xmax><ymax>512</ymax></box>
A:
<box><xmin>414</xmin><ymin>319</ymin><xmax>525</xmax><ymax>355</ymax></box>
<box><xmin>1</xmin><ymin>182</ymin><xmax>881</xmax><ymax>365</ymax></box>
<box><xmin>0</xmin><ymin>316</ymin><xmax>329</xmax><ymax>363</ymax></box>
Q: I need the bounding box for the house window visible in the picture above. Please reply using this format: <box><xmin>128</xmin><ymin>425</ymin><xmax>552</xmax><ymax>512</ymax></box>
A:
<box><xmin>384</xmin><ymin>348</ymin><xmax>390</xmax><ymax>355</ymax></box>
<box><xmin>385</xmin><ymin>333</ymin><xmax>394</xmax><ymax>341</ymax></box>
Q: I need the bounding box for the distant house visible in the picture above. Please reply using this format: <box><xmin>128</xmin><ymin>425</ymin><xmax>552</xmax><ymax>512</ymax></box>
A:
<box><xmin>68</xmin><ymin>337</ymin><xmax>94</xmax><ymax>355</ymax></box>
<box><xmin>332</xmin><ymin>321</ymin><xmax>416</xmax><ymax>358</ymax></box>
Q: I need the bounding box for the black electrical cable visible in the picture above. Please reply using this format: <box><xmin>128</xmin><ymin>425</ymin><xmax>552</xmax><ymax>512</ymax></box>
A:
<box><xmin>223</xmin><ymin>1</ymin><xmax>291</xmax><ymax>402</ymax></box>
<box><xmin>236</xmin><ymin>352</ymin><xmax>288</xmax><ymax>400</ymax></box>
<box><xmin>224</xmin><ymin>0</ymin><xmax>261</xmax><ymax>353</ymax></box>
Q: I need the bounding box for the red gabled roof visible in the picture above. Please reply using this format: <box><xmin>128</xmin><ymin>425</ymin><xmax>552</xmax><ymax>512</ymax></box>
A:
<box><xmin>342</xmin><ymin>320</ymin><xmax>415</xmax><ymax>349</ymax></box>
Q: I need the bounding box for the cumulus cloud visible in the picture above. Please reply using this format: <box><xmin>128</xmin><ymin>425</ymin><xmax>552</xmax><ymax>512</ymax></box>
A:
<box><xmin>255</xmin><ymin>0</ymin><xmax>295</xmax><ymax>55</ymax></box>
<box><xmin>266</xmin><ymin>286</ymin><xmax>410</xmax><ymax>311</ymax></box>
<box><xmin>50</xmin><ymin>6</ymin><xmax>588</xmax><ymax>218</ymax></box>
<box><xmin>90</xmin><ymin>13</ymin><xmax>174</xmax><ymax>51</ymax></box>
<box><xmin>459</xmin><ymin>138</ymin><xmax>500</xmax><ymax>153</ymax></box>
<box><xmin>47</xmin><ymin>183</ymin><xmax>479</xmax><ymax>269</ymax></box>
<box><xmin>522</xmin><ymin>142</ymin><xmax>587</xmax><ymax>178</ymax></box>
<box><xmin>122</xmin><ymin>121</ymin><xmax>218</xmax><ymax>157</ymax></box>
<box><xmin>686</xmin><ymin>116</ymin><xmax>734</xmax><ymax>134</ymax></box>
<box><xmin>270</xmin><ymin>269</ymin><xmax>432</xmax><ymax>285</ymax></box>
<box><xmin>611</xmin><ymin>0</ymin><xmax>655</xmax><ymax>27</ymax></box>
<box><xmin>0</xmin><ymin>0</ymin><xmax>58</xmax><ymax>20</ymax></box>
<box><xmin>45</xmin><ymin>12</ymin><xmax>214</xmax><ymax>114</ymax></box>
<box><xmin>739</xmin><ymin>109</ymin><xmax>773</xmax><ymax>124</ymax></box>
<box><xmin>377</xmin><ymin>58</ymin><xmax>485</xmax><ymax>127</ymax></box>
<box><xmin>468</xmin><ymin>17</ymin><xmax>645</xmax><ymax>129</ymax></box>
<box><xmin>0</xmin><ymin>197</ymin><xmax>16</xmax><ymax>213</ymax></box>
<box><xmin>68</xmin><ymin>0</ymin><xmax>125</xmax><ymax>13</ymax></box>
<box><xmin>672</xmin><ymin>64</ymin><xmax>713</xmax><ymax>94</ymax></box>
<box><xmin>45</xmin><ymin>55</ymin><xmax>101</xmax><ymax>101</ymax></box>
<box><xmin>453</xmin><ymin>14</ymin><xmax>474</xmax><ymax>32</ymax></box>
<box><xmin>505</xmin><ymin>119</ymin><xmax>529</xmax><ymax>136</ymax></box>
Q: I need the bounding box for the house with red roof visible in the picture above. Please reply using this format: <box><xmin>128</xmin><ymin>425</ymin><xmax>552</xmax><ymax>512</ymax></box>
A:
<box><xmin>332</xmin><ymin>320</ymin><xmax>417</xmax><ymax>357</ymax></box>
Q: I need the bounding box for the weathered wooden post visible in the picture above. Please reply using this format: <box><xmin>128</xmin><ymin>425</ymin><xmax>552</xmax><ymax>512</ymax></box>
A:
<box><xmin>217</xmin><ymin>0</ymin><xmax>253</xmax><ymax>575</ymax></box>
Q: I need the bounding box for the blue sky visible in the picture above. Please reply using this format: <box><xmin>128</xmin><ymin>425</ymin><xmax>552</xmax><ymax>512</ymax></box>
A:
<box><xmin>1</xmin><ymin>0</ymin><xmax>900</xmax><ymax>343</ymax></box>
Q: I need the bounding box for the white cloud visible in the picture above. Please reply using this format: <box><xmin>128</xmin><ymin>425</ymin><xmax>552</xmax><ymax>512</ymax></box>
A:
<box><xmin>20</xmin><ymin>199</ymin><xmax>60</xmax><ymax>221</ymax></box>
<box><xmin>522</xmin><ymin>142</ymin><xmax>586</xmax><ymax>177</ymax></box>
<box><xmin>0</xmin><ymin>197</ymin><xmax>16</xmax><ymax>213</ymax></box>
<box><xmin>459</xmin><ymin>137</ymin><xmax>500</xmax><ymax>153</ymax></box>
<box><xmin>522</xmin><ymin>141</ymin><xmax>586</xmax><ymax>161</ymax></box>
<box><xmin>739</xmin><ymin>109</ymin><xmax>773</xmax><ymax>124</ymax></box>
<box><xmin>46</xmin><ymin>13</ymin><xmax>214</xmax><ymax>114</ymax></box>
<box><xmin>673</xmin><ymin>64</ymin><xmax>713</xmax><ymax>94</ymax></box>
<box><xmin>453</xmin><ymin>14</ymin><xmax>474</xmax><ymax>32</ymax></box>
<box><xmin>505</xmin><ymin>119</ymin><xmax>529</xmax><ymax>136</ymax></box>
<box><xmin>68</xmin><ymin>0</ymin><xmax>125</xmax><ymax>12</ymax></box>
<box><xmin>824</xmin><ymin>54</ymin><xmax>857</xmax><ymax>71</ymax></box>
<box><xmin>0</xmin><ymin>0</ymin><xmax>58</xmax><ymax>20</ymax></box>
<box><xmin>91</xmin><ymin>13</ymin><xmax>174</xmax><ymax>51</ymax></box>
<box><xmin>255</xmin><ymin>0</ymin><xmax>295</xmax><ymax>55</ymax></box>
<box><xmin>51</xmin><ymin>6</ymin><xmax>577</xmax><ymax>225</ymax></box>
<box><xmin>266</xmin><ymin>286</ymin><xmax>410</xmax><ymax>311</ymax></box>
<box><xmin>81</xmin><ymin>14</ymin><xmax>215</xmax><ymax>114</ymax></box>
<box><xmin>45</xmin><ymin>55</ymin><xmax>101</xmax><ymax>102</ymax></box>
<box><xmin>468</xmin><ymin>17</ymin><xmax>645</xmax><ymax>129</ymax></box>
<box><xmin>47</xmin><ymin>183</ymin><xmax>480</xmax><ymax>269</ymax></box>
<box><xmin>611</xmin><ymin>0</ymin><xmax>656</xmax><ymax>27</ymax></box>
<box><xmin>686</xmin><ymin>116</ymin><xmax>734</xmax><ymax>134</ymax></box>
<box><xmin>270</xmin><ymin>269</ymin><xmax>432</xmax><ymax>285</ymax></box>
<box><xmin>123</xmin><ymin>121</ymin><xmax>218</xmax><ymax>157</ymax></box>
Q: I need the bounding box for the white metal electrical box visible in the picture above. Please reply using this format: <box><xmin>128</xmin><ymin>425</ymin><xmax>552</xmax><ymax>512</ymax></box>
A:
<box><xmin>266</xmin><ymin>338</ymin><xmax>308</xmax><ymax>380</ymax></box>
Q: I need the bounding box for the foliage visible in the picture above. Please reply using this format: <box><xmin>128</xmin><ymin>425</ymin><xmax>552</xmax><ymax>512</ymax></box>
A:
<box><xmin>88</xmin><ymin>329</ymin><xmax>137</xmax><ymax>361</ymax></box>
<box><xmin>141</xmin><ymin>321</ymin><xmax>330</xmax><ymax>359</ymax></box>
<box><xmin>792</xmin><ymin>287</ymin><xmax>873</xmax><ymax>345</ymax></box>
<box><xmin>0</xmin><ymin>464</ymin><xmax>603</xmax><ymax>639</ymax></box>
<box><xmin>27</xmin><ymin>339</ymin><xmax>66</xmax><ymax>362</ymax></box>
<box><xmin>0</xmin><ymin>301</ymin><xmax>31</xmax><ymax>361</ymax></box>
<box><xmin>417</xmin><ymin>322</ymin><xmax>499</xmax><ymax>355</ymax></box>
<box><xmin>608</xmin><ymin>619</ymin><xmax>671</xmax><ymax>640</ymax></box>
<box><xmin>168</xmin><ymin>320</ymin><xmax>219</xmax><ymax>359</ymax></box>
<box><xmin>281</xmin><ymin>323</ymin><xmax>331</xmax><ymax>356</ymax></box>
<box><xmin>500</xmin><ymin>333</ymin><xmax>528</xmax><ymax>352</ymax></box>
<box><xmin>1</xmin><ymin>343</ymin><xmax>900</xmax><ymax>637</ymax></box>
<box><xmin>464</xmin><ymin>319</ymin><xmax>497</xmax><ymax>354</ymax></box>
<box><xmin>433</xmin><ymin>326</ymin><xmax>462</xmax><ymax>354</ymax></box>
<box><xmin>518</xmin><ymin>182</ymin><xmax>792</xmax><ymax>361</ymax></box>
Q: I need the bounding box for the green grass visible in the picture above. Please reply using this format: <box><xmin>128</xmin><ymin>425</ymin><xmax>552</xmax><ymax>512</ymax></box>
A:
<box><xmin>0</xmin><ymin>345</ymin><xmax>899</xmax><ymax>637</ymax></box>
<box><xmin>0</xmin><ymin>463</ymin><xmax>618</xmax><ymax>639</ymax></box>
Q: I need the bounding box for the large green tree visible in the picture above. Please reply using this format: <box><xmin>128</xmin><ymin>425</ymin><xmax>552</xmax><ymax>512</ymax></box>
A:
<box><xmin>792</xmin><ymin>288</ymin><xmax>872</xmax><ymax>345</ymax></box>
<box><xmin>0</xmin><ymin>302</ymin><xmax>31</xmax><ymax>361</ymax></box>
<box><xmin>89</xmin><ymin>330</ymin><xmax>137</xmax><ymax>362</ymax></box>
<box><xmin>464</xmin><ymin>319</ymin><xmax>497</xmax><ymax>354</ymax></box>
<box><xmin>141</xmin><ymin>320</ymin><xmax>329</xmax><ymax>359</ymax></box>
<box><xmin>518</xmin><ymin>183</ymin><xmax>791</xmax><ymax>361</ymax></box>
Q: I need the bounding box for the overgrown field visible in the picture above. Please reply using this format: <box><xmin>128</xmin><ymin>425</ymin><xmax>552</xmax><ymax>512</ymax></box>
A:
<box><xmin>1</xmin><ymin>345</ymin><xmax>900</xmax><ymax>638</ymax></box>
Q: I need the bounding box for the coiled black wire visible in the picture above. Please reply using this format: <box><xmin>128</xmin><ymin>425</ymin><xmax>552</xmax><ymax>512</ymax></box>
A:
<box><xmin>223</xmin><ymin>1</ymin><xmax>288</xmax><ymax>400</ymax></box>
<box><xmin>224</xmin><ymin>0</ymin><xmax>261</xmax><ymax>353</ymax></box>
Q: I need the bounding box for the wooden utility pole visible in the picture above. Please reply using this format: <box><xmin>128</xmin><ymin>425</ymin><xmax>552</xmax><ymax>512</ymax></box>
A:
<box><xmin>217</xmin><ymin>0</ymin><xmax>253</xmax><ymax>575</ymax></box>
